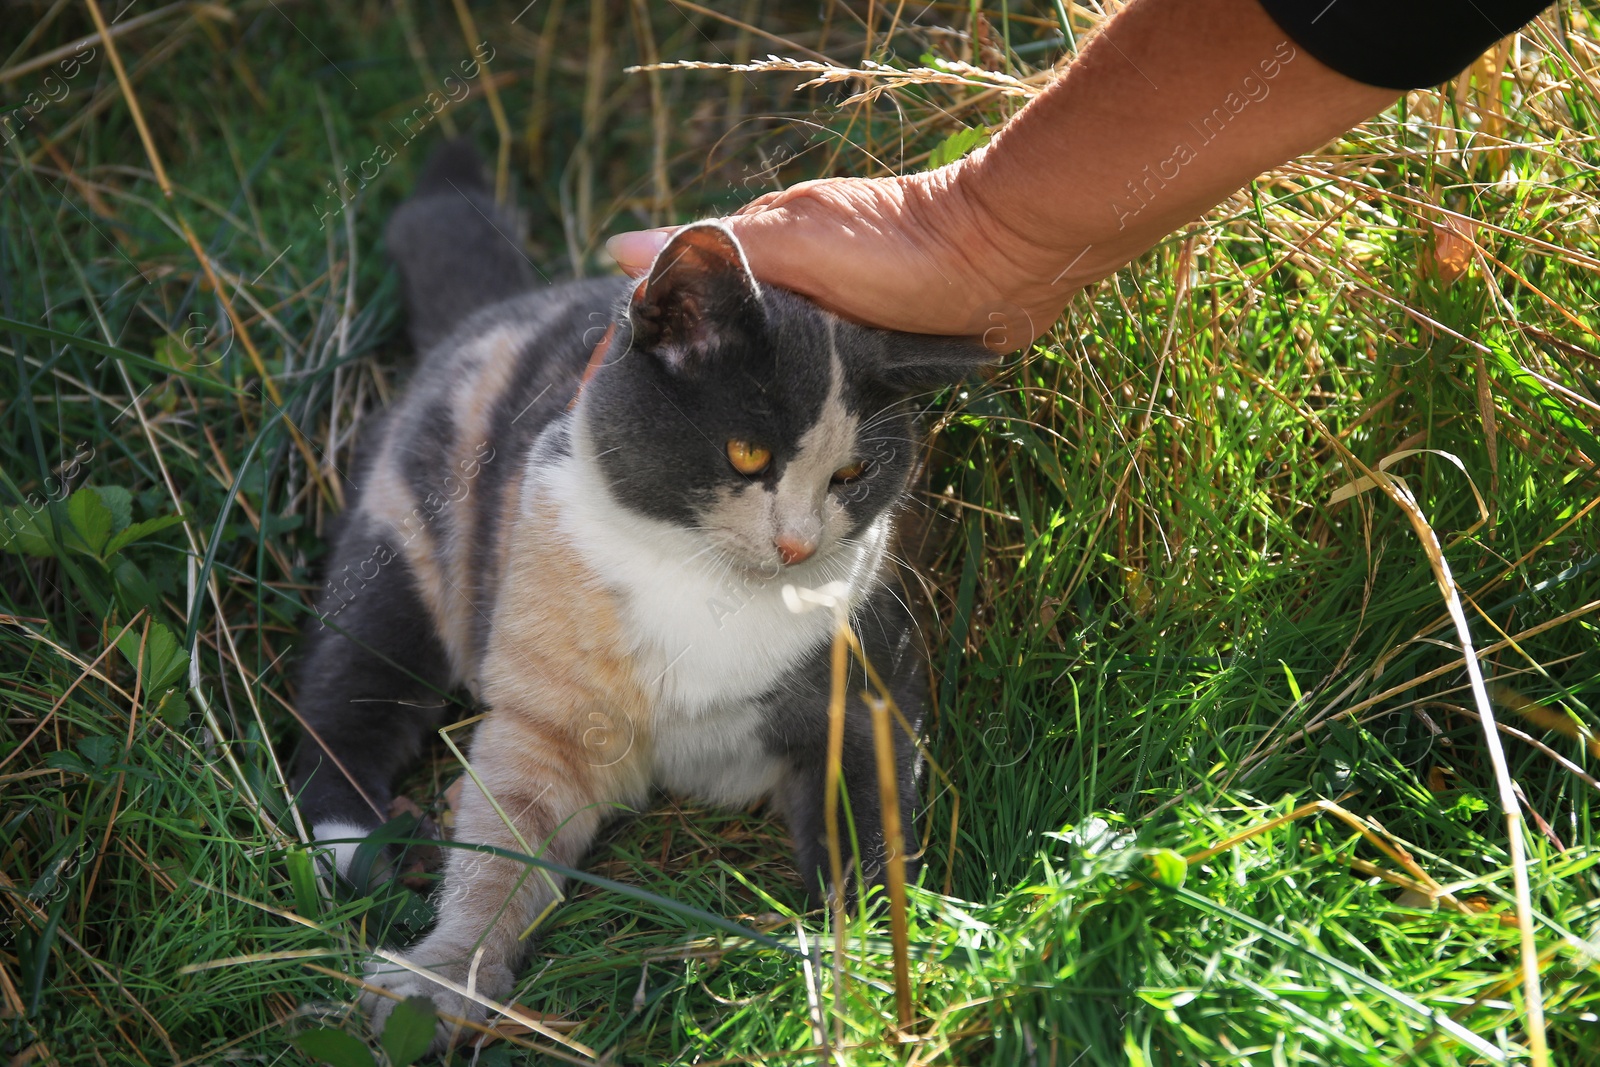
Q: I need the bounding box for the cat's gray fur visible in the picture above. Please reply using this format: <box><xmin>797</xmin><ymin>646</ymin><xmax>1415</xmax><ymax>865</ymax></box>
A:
<box><xmin>291</xmin><ymin>140</ymin><xmax>988</xmax><ymax>1048</ymax></box>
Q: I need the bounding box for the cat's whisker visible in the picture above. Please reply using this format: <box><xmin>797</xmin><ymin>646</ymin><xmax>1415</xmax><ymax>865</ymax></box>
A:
<box><xmin>679</xmin><ymin>540</ymin><xmax>727</xmax><ymax>568</ymax></box>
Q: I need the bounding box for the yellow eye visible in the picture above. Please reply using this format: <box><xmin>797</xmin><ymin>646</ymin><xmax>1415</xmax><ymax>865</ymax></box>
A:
<box><xmin>831</xmin><ymin>460</ymin><xmax>868</xmax><ymax>484</ymax></box>
<box><xmin>726</xmin><ymin>440</ymin><xmax>771</xmax><ymax>475</ymax></box>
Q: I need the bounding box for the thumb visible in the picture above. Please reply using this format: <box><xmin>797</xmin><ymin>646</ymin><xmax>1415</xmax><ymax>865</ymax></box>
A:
<box><xmin>605</xmin><ymin>227</ymin><xmax>674</xmax><ymax>277</ymax></box>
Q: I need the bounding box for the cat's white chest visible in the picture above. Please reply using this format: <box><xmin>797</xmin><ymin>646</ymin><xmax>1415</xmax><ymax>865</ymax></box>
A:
<box><xmin>517</xmin><ymin>419</ymin><xmax>889</xmax><ymax>803</ymax></box>
<box><xmin>528</xmin><ymin>426</ymin><xmax>886</xmax><ymax>714</ymax></box>
<box><xmin>617</xmin><ymin>562</ymin><xmax>834</xmax><ymax>710</ymax></box>
<box><xmin>587</xmin><ymin>527</ymin><xmax>859</xmax><ymax>804</ymax></box>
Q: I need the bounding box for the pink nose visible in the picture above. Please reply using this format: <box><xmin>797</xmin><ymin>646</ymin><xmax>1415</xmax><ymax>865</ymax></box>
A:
<box><xmin>775</xmin><ymin>534</ymin><xmax>815</xmax><ymax>566</ymax></box>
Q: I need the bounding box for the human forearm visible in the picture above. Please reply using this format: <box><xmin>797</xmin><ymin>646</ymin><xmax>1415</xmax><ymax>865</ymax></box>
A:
<box><xmin>956</xmin><ymin>0</ymin><xmax>1398</xmax><ymax>299</ymax></box>
<box><xmin>608</xmin><ymin>0</ymin><xmax>1402</xmax><ymax>348</ymax></box>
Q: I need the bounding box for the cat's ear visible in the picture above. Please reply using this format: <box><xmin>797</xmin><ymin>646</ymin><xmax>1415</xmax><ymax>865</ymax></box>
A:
<box><xmin>629</xmin><ymin>223</ymin><xmax>761</xmax><ymax>371</ymax></box>
<box><xmin>872</xmin><ymin>333</ymin><xmax>997</xmax><ymax>395</ymax></box>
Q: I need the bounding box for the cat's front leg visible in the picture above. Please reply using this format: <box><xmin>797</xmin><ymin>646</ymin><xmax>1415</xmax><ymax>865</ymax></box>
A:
<box><xmin>775</xmin><ymin>712</ymin><xmax>924</xmax><ymax>909</ymax></box>
<box><xmin>360</xmin><ymin>707</ymin><xmax>643</xmax><ymax>1051</ymax></box>
<box><xmin>766</xmin><ymin>611</ymin><xmax>929</xmax><ymax>907</ymax></box>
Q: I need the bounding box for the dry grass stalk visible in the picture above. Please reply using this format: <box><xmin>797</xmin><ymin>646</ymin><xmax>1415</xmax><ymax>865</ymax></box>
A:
<box><xmin>625</xmin><ymin>56</ymin><xmax>1044</xmax><ymax>105</ymax></box>
<box><xmin>1244</xmin><ymin>365</ymin><xmax>1551</xmax><ymax>1065</ymax></box>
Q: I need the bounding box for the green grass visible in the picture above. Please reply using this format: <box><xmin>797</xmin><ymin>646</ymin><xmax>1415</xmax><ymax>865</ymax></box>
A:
<box><xmin>3</xmin><ymin>2</ymin><xmax>1598</xmax><ymax>1064</ymax></box>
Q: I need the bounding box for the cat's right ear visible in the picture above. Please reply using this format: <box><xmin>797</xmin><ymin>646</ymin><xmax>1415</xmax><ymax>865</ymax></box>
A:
<box><xmin>872</xmin><ymin>333</ymin><xmax>997</xmax><ymax>395</ymax></box>
<box><xmin>629</xmin><ymin>223</ymin><xmax>762</xmax><ymax>372</ymax></box>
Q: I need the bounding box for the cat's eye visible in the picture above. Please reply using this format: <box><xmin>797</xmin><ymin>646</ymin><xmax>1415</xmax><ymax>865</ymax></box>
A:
<box><xmin>831</xmin><ymin>460</ymin><xmax>868</xmax><ymax>484</ymax></box>
<box><xmin>726</xmin><ymin>440</ymin><xmax>771</xmax><ymax>475</ymax></box>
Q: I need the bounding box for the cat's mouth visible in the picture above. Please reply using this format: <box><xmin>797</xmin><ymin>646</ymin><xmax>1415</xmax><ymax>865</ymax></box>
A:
<box><xmin>700</xmin><ymin>528</ymin><xmax>833</xmax><ymax>582</ymax></box>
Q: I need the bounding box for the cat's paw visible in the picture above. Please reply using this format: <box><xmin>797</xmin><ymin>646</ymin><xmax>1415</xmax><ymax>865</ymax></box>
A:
<box><xmin>360</xmin><ymin>945</ymin><xmax>515</xmax><ymax>1053</ymax></box>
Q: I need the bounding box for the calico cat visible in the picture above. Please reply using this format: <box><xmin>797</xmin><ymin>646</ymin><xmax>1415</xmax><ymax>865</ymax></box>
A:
<box><xmin>291</xmin><ymin>141</ymin><xmax>988</xmax><ymax>1045</ymax></box>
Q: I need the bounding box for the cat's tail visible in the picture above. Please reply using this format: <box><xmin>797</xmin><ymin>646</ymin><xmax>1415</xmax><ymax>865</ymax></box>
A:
<box><xmin>385</xmin><ymin>139</ymin><xmax>540</xmax><ymax>353</ymax></box>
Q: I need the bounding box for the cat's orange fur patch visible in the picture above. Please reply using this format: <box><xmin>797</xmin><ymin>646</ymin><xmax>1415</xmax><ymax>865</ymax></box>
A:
<box><xmin>426</xmin><ymin>485</ymin><xmax>654</xmax><ymax>963</ymax></box>
<box><xmin>364</xmin><ymin>454</ymin><xmax>478</xmax><ymax>682</ymax></box>
<box><xmin>481</xmin><ymin>485</ymin><xmax>653</xmax><ymax>784</ymax></box>
<box><xmin>445</xmin><ymin>330</ymin><xmax>524</xmax><ymax>666</ymax></box>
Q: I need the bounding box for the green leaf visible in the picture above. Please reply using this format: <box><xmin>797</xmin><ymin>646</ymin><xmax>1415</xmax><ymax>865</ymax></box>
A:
<box><xmin>154</xmin><ymin>687</ymin><xmax>190</xmax><ymax>726</ymax></box>
<box><xmin>1280</xmin><ymin>660</ymin><xmax>1303</xmax><ymax>703</ymax></box>
<box><xmin>0</xmin><ymin>506</ymin><xmax>56</xmax><ymax>557</ymax></box>
<box><xmin>105</xmin><ymin>513</ymin><xmax>185</xmax><ymax>557</ymax></box>
<box><xmin>285</xmin><ymin>846</ymin><xmax>322</xmax><ymax>922</ymax></box>
<box><xmin>116</xmin><ymin>621</ymin><xmax>190</xmax><ymax>690</ymax></box>
<box><xmin>380</xmin><ymin>997</ymin><xmax>438</xmax><ymax>1066</ymax></box>
<box><xmin>1136</xmin><ymin>987</ymin><xmax>1197</xmax><ymax>1010</ymax></box>
<box><xmin>153</xmin><ymin>334</ymin><xmax>188</xmax><ymax>369</ymax></box>
<box><xmin>66</xmin><ymin>488</ymin><xmax>113</xmax><ymax>555</ymax></box>
<box><xmin>291</xmin><ymin>1028</ymin><xmax>376</xmax><ymax>1067</ymax></box>
<box><xmin>1146</xmin><ymin>848</ymin><xmax>1187</xmax><ymax>889</ymax></box>
<box><xmin>91</xmin><ymin>485</ymin><xmax>133</xmax><ymax>534</ymax></box>
<box><xmin>75</xmin><ymin>735</ymin><xmax>119</xmax><ymax>768</ymax></box>
<box><xmin>1124</xmin><ymin>1028</ymin><xmax>1150</xmax><ymax>1067</ymax></box>
<box><xmin>147</xmin><ymin>622</ymin><xmax>189</xmax><ymax>689</ymax></box>
<box><xmin>264</xmin><ymin>511</ymin><xmax>304</xmax><ymax>535</ymax></box>
<box><xmin>43</xmin><ymin>750</ymin><xmax>93</xmax><ymax>775</ymax></box>
<box><xmin>928</xmin><ymin>124</ymin><xmax>990</xmax><ymax>170</ymax></box>
<box><xmin>1490</xmin><ymin>343</ymin><xmax>1600</xmax><ymax>461</ymax></box>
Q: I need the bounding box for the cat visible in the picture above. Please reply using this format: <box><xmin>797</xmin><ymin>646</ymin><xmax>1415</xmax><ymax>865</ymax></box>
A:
<box><xmin>290</xmin><ymin>140</ymin><xmax>989</xmax><ymax>1047</ymax></box>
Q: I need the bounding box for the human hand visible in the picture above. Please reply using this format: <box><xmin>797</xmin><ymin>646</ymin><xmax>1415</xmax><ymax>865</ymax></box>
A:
<box><xmin>608</xmin><ymin>0</ymin><xmax>1402</xmax><ymax>356</ymax></box>
<box><xmin>607</xmin><ymin>163</ymin><xmax>1082</xmax><ymax>354</ymax></box>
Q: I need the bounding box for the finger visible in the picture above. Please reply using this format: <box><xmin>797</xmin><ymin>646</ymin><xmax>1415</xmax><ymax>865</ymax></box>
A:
<box><xmin>732</xmin><ymin>189</ymin><xmax>786</xmax><ymax>216</ymax></box>
<box><xmin>730</xmin><ymin>177</ymin><xmax>846</xmax><ymax>218</ymax></box>
<box><xmin>605</xmin><ymin>227</ymin><xmax>675</xmax><ymax>276</ymax></box>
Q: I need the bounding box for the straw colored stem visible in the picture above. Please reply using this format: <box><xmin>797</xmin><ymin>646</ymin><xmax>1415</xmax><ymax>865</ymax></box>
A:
<box><xmin>1239</xmin><ymin>362</ymin><xmax>1549</xmax><ymax>1065</ymax></box>
<box><xmin>451</xmin><ymin>0</ymin><xmax>511</xmax><ymax>204</ymax></box>
<box><xmin>867</xmin><ymin>692</ymin><xmax>913</xmax><ymax>1029</ymax></box>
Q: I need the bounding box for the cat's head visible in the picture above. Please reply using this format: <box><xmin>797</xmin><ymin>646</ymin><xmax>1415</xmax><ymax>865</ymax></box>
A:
<box><xmin>580</xmin><ymin>223</ymin><xmax>992</xmax><ymax>578</ymax></box>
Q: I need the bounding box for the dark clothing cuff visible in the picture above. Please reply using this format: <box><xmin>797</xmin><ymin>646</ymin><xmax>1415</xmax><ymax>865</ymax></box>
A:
<box><xmin>1255</xmin><ymin>0</ymin><xmax>1554</xmax><ymax>89</ymax></box>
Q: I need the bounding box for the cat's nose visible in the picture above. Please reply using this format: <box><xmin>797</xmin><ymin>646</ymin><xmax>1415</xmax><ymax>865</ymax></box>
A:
<box><xmin>774</xmin><ymin>534</ymin><xmax>816</xmax><ymax>566</ymax></box>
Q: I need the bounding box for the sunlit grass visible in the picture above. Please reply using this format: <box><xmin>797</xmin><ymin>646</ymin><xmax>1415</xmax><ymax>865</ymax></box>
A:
<box><xmin>2</xmin><ymin>2</ymin><xmax>1596</xmax><ymax>1064</ymax></box>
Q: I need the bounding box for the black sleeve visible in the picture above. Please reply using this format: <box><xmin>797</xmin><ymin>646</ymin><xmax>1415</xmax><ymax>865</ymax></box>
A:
<box><xmin>1255</xmin><ymin>0</ymin><xmax>1556</xmax><ymax>90</ymax></box>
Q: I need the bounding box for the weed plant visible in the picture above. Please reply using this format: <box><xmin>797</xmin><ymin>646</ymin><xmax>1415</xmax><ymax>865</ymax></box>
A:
<box><xmin>2</xmin><ymin>2</ymin><xmax>1597</xmax><ymax>1064</ymax></box>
